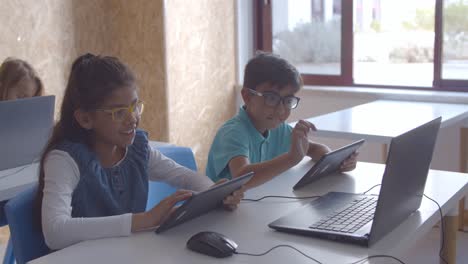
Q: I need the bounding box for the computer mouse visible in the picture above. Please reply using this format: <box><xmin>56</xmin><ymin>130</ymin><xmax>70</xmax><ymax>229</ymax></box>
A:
<box><xmin>186</xmin><ymin>231</ymin><xmax>238</xmax><ymax>258</ymax></box>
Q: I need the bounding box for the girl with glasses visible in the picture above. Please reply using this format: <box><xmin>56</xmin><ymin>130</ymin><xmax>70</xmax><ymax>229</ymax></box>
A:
<box><xmin>36</xmin><ymin>54</ymin><xmax>244</xmax><ymax>250</ymax></box>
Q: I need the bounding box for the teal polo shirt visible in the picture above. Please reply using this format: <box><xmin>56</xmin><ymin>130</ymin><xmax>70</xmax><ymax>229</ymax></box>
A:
<box><xmin>206</xmin><ymin>106</ymin><xmax>293</xmax><ymax>182</ymax></box>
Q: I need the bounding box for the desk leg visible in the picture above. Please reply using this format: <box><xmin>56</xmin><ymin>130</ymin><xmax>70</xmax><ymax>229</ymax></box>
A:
<box><xmin>381</xmin><ymin>144</ymin><xmax>388</xmax><ymax>163</ymax></box>
<box><xmin>461</xmin><ymin>127</ymin><xmax>468</xmax><ymax>173</ymax></box>
<box><xmin>459</xmin><ymin>127</ymin><xmax>468</xmax><ymax>229</ymax></box>
<box><xmin>459</xmin><ymin>198</ymin><xmax>465</xmax><ymax>230</ymax></box>
<box><xmin>441</xmin><ymin>208</ymin><xmax>458</xmax><ymax>264</ymax></box>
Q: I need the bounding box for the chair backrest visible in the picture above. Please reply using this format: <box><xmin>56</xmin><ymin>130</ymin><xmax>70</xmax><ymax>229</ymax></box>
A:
<box><xmin>4</xmin><ymin>184</ymin><xmax>50</xmax><ymax>264</ymax></box>
<box><xmin>146</xmin><ymin>146</ymin><xmax>198</xmax><ymax>210</ymax></box>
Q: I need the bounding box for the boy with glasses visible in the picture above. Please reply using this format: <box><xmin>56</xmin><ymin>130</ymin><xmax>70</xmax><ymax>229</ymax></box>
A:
<box><xmin>206</xmin><ymin>52</ymin><xmax>357</xmax><ymax>188</ymax></box>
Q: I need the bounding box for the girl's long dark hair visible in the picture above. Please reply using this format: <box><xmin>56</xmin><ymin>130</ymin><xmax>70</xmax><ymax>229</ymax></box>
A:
<box><xmin>35</xmin><ymin>53</ymin><xmax>136</xmax><ymax>225</ymax></box>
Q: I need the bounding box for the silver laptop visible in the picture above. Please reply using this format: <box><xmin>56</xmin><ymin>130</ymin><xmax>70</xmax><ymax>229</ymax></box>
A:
<box><xmin>0</xmin><ymin>96</ymin><xmax>54</xmax><ymax>170</ymax></box>
<box><xmin>269</xmin><ymin>117</ymin><xmax>441</xmax><ymax>247</ymax></box>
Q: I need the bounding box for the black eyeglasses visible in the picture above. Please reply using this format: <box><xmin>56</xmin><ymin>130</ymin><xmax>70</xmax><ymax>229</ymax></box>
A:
<box><xmin>247</xmin><ymin>88</ymin><xmax>300</xmax><ymax>109</ymax></box>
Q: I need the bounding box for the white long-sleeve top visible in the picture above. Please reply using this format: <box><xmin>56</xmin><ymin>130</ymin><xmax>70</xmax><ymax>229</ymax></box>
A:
<box><xmin>42</xmin><ymin>145</ymin><xmax>213</xmax><ymax>250</ymax></box>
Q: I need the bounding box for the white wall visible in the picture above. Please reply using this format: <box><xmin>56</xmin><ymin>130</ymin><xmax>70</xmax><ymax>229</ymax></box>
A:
<box><xmin>236</xmin><ymin>0</ymin><xmax>254</xmax><ymax>84</ymax></box>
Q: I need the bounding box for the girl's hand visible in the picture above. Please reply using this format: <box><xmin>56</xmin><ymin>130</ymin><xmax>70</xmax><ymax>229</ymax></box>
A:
<box><xmin>340</xmin><ymin>152</ymin><xmax>359</xmax><ymax>172</ymax></box>
<box><xmin>146</xmin><ymin>189</ymin><xmax>193</xmax><ymax>227</ymax></box>
<box><xmin>289</xmin><ymin>120</ymin><xmax>316</xmax><ymax>165</ymax></box>
<box><xmin>212</xmin><ymin>179</ymin><xmax>245</xmax><ymax>211</ymax></box>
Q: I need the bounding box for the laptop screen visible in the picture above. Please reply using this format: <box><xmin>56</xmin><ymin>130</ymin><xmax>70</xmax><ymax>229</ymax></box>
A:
<box><xmin>0</xmin><ymin>96</ymin><xmax>54</xmax><ymax>170</ymax></box>
<box><xmin>368</xmin><ymin>117</ymin><xmax>441</xmax><ymax>245</ymax></box>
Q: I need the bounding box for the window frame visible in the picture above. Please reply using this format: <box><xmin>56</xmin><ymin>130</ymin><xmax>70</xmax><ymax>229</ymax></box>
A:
<box><xmin>254</xmin><ymin>0</ymin><xmax>468</xmax><ymax>92</ymax></box>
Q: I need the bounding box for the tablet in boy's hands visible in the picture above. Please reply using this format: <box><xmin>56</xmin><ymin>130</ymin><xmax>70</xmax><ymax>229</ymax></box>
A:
<box><xmin>155</xmin><ymin>172</ymin><xmax>254</xmax><ymax>233</ymax></box>
<box><xmin>293</xmin><ymin>139</ymin><xmax>365</xmax><ymax>190</ymax></box>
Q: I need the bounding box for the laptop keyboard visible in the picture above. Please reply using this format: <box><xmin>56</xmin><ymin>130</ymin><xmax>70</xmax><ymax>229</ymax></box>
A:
<box><xmin>309</xmin><ymin>196</ymin><xmax>377</xmax><ymax>233</ymax></box>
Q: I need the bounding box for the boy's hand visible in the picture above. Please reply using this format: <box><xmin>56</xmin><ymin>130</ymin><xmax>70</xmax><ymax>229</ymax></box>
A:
<box><xmin>212</xmin><ymin>179</ymin><xmax>245</xmax><ymax>211</ymax></box>
<box><xmin>222</xmin><ymin>186</ymin><xmax>245</xmax><ymax>211</ymax></box>
<box><xmin>340</xmin><ymin>152</ymin><xmax>358</xmax><ymax>172</ymax></box>
<box><xmin>289</xmin><ymin>120</ymin><xmax>316</xmax><ymax>165</ymax></box>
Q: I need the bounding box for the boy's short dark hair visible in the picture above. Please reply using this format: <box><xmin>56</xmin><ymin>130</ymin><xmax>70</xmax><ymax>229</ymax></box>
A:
<box><xmin>243</xmin><ymin>52</ymin><xmax>302</xmax><ymax>91</ymax></box>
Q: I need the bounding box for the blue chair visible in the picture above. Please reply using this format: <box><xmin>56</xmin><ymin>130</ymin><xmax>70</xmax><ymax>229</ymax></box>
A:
<box><xmin>2</xmin><ymin>146</ymin><xmax>197</xmax><ymax>263</ymax></box>
<box><xmin>1</xmin><ymin>200</ymin><xmax>15</xmax><ymax>264</ymax></box>
<box><xmin>4</xmin><ymin>185</ymin><xmax>50</xmax><ymax>264</ymax></box>
<box><xmin>2</xmin><ymin>239</ymin><xmax>14</xmax><ymax>264</ymax></box>
<box><xmin>0</xmin><ymin>201</ymin><xmax>7</xmax><ymax>226</ymax></box>
<box><xmin>146</xmin><ymin>146</ymin><xmax>198</xmax><ymax>210</ymax></box>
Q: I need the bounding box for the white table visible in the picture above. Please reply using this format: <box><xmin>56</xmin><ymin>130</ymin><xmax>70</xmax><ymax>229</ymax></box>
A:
<box><xmin>303</xmin><ymin>99</ymin><xmax>468</xmax><ymax>172</ymax></box>
<box><xmin>0</xmin><ymin>163</ymin><xmax>39</xmax><ymax>202</ymax></box>
<box><xmin>305</xmin><ymin>100</ymin><xmax>468</xmax><ymax>144</ymax></box>
<box><xmin>31</xmin><ymin>160</ymin><xmax>468</xmax><ymax>264</ymax></box>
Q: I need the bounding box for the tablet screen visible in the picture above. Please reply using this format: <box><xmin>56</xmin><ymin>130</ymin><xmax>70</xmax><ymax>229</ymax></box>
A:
<box><xmin>155</xmin><ymin>171</ymin><xmax>254</xmax><ymax>233</ymax></box>
<box><xmin>293</xmin><ymin>139</ymin><xmax>365</xmax><ymax>190</ymax></box>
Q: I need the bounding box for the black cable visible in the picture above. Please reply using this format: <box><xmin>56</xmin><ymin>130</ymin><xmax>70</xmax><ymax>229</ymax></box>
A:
<box><xmin>234</xmin><ymin>245</ymin><xmax>323</xmax><ymax>264</ymax></box>
<box><xmin>242</xmin><ymin>195</ymin><xmax>321</xmax><ymax>202</ymax></box>
<box><xmin>423</xmin><ymin>194</ymin><xmax>448</xmax><ymax>264</ymax></box>
<box><xmin>362</xmin><ymin>184</ymin><xmax>381</xmax><ymax>195</ymax></box>
<box><xmin>348</xmin><ymin>254</ymin><xmax>407</xmax><ymax>264</ymax></box>
<box><xmin>236</xmin><ymin>245</ymin><xmax>407</xmax><ymax>264</ymax></box>
<box><xmin>358</xmin><ymin>189</ymin><xmax>447</xmax><ymax>263</ymax></box>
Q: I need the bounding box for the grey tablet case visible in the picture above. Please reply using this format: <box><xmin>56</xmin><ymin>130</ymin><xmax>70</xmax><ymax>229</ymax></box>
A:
<box><xmin>293</xmin><ymin>139</ymin><xmax>365</xmax><ymax>190</ymax></box>
<box><xmin>155</xmin><ymin>172</ymin><xmax>254</xmax><ymax>233</ymax></box>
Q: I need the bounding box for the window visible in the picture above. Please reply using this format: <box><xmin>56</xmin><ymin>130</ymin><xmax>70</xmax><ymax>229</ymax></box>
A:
<box><xmin>442</xmin><ymin>0</ymin><xmax>468</xmax><ymax>80</ymax></box>
<box><xmin>255</xmin><ymin>0</ymin><xmax>468</xmax><ymax>91</ymax></box>
<box><xmin>354</xmin><ymin>1</ymin><xmax>435</xmax><ymax>87</ymax></box>
<box><xmin>272</xmin><ymin>0</ymin><xmax>342</xmax><ymax>75</ymax></box>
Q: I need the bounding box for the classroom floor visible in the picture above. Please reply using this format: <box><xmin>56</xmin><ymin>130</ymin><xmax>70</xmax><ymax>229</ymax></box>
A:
<box><xmin>0</xmin><ymin>226</ymin><xmax>9</xmax><ymax>262</ymax></box>
<box><xmin>0</xmin><ymin>227</ymin><xmax>467</xmax><ymax>263</ymax></box>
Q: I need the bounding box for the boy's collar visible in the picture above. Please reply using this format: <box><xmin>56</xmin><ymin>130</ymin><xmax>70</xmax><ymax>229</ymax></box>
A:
<box><xmin>239</xmin><ymin>106</ymin><xmax>270</xmax><ymax>141</ymax></box>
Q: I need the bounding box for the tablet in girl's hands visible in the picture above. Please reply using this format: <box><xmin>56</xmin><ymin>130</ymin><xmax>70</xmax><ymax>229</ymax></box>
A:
<box><xmin>155</xmin><ymin>172</ymin><xmax>254</xmax><ymax>233</ymax></box>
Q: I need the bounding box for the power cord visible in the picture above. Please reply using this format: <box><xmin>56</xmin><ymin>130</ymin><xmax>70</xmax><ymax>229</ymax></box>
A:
<box><xmin>361</xmin><ymin>186</ymin><xmax>447</xmax><ymax>263</ymax></box>
<box><xmin>235</xmin><ymin>245</ymin><xmax>323</xmax><ymax>264</ymax></box>
<box><xmin>242</xmin><ymin>195</ymin><xmax>322</xmax><ymax>202</ymax></box>
<box><xmin>243</xmin><ymin>183</ymin><xmax>384</xmax><ymax>202</ymax></box>
<box><xmin>423</xmin><ymin>194</ymin><xmax>448</xmax><ymax>264</ymax></box>
<box><xmin>235</xmin><ymin>245</ymin><xmax>407</xmax><ymax>263</ymax></box>
<box><xmin>348</xmin><ymin>255</ymin><xmax>406</xmax><ymax>264</ymax></box>
<box><xmin>362</xmin><ymin>184</ymin><xmax>381</xmax><ymax>195</ymax></box>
